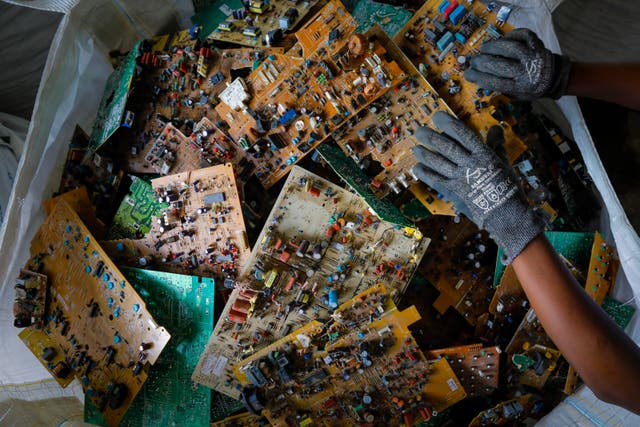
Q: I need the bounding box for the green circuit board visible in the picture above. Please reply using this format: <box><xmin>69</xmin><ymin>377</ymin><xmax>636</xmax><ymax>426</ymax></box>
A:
<box><xmin>494</xmin><ymin>231</ymin><xmax>594</xmax><ymax>286</ymax></box>
<box><xmin>87</xmin><ymin>41</ymin><xmax>140</xmax><ymax>155</ymax></box>
<box><xmin>351</xmin><ymin>0</ymin><xmax>413</xmax><ymax>36</ymax></box>
<box><xmin>106</xmin><ymin>177</ymin><xmax>167</xmax><ymax>240</ymax></box>
<box><xmin>315</xmin><ymin>142</ymin><xmax>412</xmax><ymax>227</ymax></box>
<box><xmin>85</xmin><ymin>267</ymin><xmax>215</xmax><ymax>427</ymax></box>
<box><xmin>602</xmin><ymin>296</ymin><xmax>636</xmax><ymax>330</ymax></box>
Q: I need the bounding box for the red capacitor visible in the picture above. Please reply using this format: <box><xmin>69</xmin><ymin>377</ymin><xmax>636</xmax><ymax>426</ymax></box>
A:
<box><xmin>326</xmin><ymin>226</ymin><xmax>336</xmax><ymax>237</ymax></box>
<box><xmin>280</xmin><ymin>250</ymin><xmax>291</xmax><ymax>263</ymax></box>
<box><xmin>384</xmin><ymin>159</ymin><xmax>392</xmax><ymax>167</ymax></box>
<box><xmin>274</xmin><ymin>238</ymin><xmax>283</xmax><ymax>250</ymax></box>
<box><xmin>308</xmin><ymin>186</ymin><xmax>320</xmax><ymax>197</ymax></box>
<box><xmin>228</xmin><ymin>308</ymin><xmax>248</xmax><ymax>323</ymax></box>
<box><xmin>285</xmin><ymin>277</ymin><xmax>296</xmax><ymax>292</ymax></box>
<box><xmin>371</xmin><ymin>179</ymin><xmax>382</xmax><ymax>188</ymax></box>
<box><xmin>364</xmin><ymin>216</ymin><xmax>373</xmax><ymax>225</ymax></box>
<box><xmin>444</xmin><ymin>1</ymin><xmax>458</xmax><ymax>19</ymax></box>
<box><xmin>233</xmin><ymin>298</ymin><xmax>252</xmax><ymax>313</ymax></box>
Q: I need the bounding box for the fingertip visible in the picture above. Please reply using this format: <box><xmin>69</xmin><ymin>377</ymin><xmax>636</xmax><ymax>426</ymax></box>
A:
<box><xmin>415</xmin><ymin>126</ymin><xmax>437</xmax><ymax>143</ymax></box>
<box><xmin>432</xmin><ymin>111</ymin><xmax>457</xmax><ymax>131</ymax></box>
<box><xmin>463</xmin><ymin>67</ymin><xmax>480</xmax><ymax>83</ymax></box>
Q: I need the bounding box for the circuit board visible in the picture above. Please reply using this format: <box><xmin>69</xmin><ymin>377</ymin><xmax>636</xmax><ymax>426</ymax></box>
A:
<box><xmin>87</xmin><ymin>41</ymin><xmax>140</xmax><ymax>156</ymax></box>
<box><xmin>84</xmin><ymin>267</ymin><xmax>215</xmax><ymax>427</ymax></box>
<box><xmin>206</xmin><ymin>0</ymin><xmax>322</xmax><ymax>47</ymax></box>
<box><xmin>192</xmin><ymin>166</ymin><xmax>429</xmax><ymax>399</ymax></box>
<box><xmin>351</xmin><ymin>0</ymin><xmax>413</xmax><ymax>37</ymax></box>
<box><xmin>504</xmin><ymin>309</ymin><xmax>558</xmax><ymax>390</ymax></box>
<box><xmin>602</xmin><ymin>297</ymin><xmax>636</xmax><ymax>330</ymax></box>
<box><xmin>43</xmin><ymin>187</ymin><xmax>107</xmax><ymax>239</ymax></box>
<box><xmin>18</xmin><ymin>327</ymin><xmax>75</xmax><ymax>388</ymax></box>
<box><xmin>107</xmin><ymin>177</ymin><xmax>168</xmax><ymax>240</ymax></box>
<box><xmin>123</xmin><ymin>42</ymin><xmax>284</xmax><ymax>182</ymax></box>
<box><xmin>469</xmin><ymin>394</ymin><xmax>534</xmax><ymax>427</ymax></box>
<box><xmin>13</xmin><ymin>269</ymin><xmax>48</xmax><ymax>329</ymax></box>
<box><xmin>102</xmin><ymin>163</ymin><xmax>250</xmax><ymax>280</ymax></box>
<box><xmin>324</xmin><ymin>25</ymin><xmax>457</xmax><ymax>216</ymax></box>
<box><xmin>232</xmin><ymin>284</ymin><xmax>465</xmax><ymax>426</ymax></box>
<box><xmin>392</xmin><ymin>0</ymin><xmax>526</xmax><ymax>152</ymax></box>
<box><xmin>584</xmin><ymin>232</ymin><xmax>618</xmax><ymax>304</ymax></box>
<box><xmin>211</xmin><ymin>412</ymin><xmax>266</xmax><ymax>427</ymax></box>
<box><xmin>22</xmin><ymin>199</ymin><xmax>171</xmax><ymax>427</ymax></box>
<box><xmin>426</xmin><ymin>344</ymin><xmax>500</xmax><ymax>397</ymax></box>
<box><xmin>215</xmin><ymin>0</ymin><xmax>415</xmax><ymax>189</ymax></box>
<box><xmin>412</xmin><ymin>214</ymin><xmax>496</xmax><ymax>326</ymax></box>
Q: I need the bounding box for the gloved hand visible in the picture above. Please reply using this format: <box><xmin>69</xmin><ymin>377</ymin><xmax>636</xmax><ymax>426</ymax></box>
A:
<box><xmin>412</xmin><ymin>112</ymin><xmax>544</xmax><ymax>263</ymax></box>
<box><xmin>464</xmin><ymin>28</ymin><xmax>572</xmax><ymax>100</ymax></box>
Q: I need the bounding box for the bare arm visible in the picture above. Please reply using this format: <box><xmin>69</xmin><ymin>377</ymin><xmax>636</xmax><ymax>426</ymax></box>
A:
<box><xmin>512</xmin><ymin>234</ymin><xmax>640</xmax><ymax>413</ymax></box>
<box><xmin>567</xmin><ymin>63</ymin><xmax>640</xmax><ymax>111</ymax></box>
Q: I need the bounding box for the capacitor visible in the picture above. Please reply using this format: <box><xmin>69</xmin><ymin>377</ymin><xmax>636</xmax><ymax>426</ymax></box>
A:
<box><xmin>328</xmin><ymin>289</ymin><xmax>338</xmax><ymax>309</ymax></box>
<box><xmin>326</xmin><ymin>226</ymin><xmax>336</xmax><ymax>238</ymax></box>
<box><xmin>388</xmin><ymin>180</ymin><xmax>401</xmax><ymax>194</ymax></box>
<box><xmin>296</xmin><ymin>240</ymin><xmax>310</xmax><ymax>257</ymax></box>
<box><xmin>312</xmin><ymin>243</ymin><xmax>323</xmax><ymax>260</ymax></box>
<box><xmin>457</xmin><ymin>55</ymin><xmax>467</xmax><ymax>65</ymax></box>
<box><xmin>306</xmin><ymin>268</ymin><xmax>315</xmax><ymax>277</ymax></box>
<box><xmin>352</xmin><ymin>76</ymin><xmax>364</xmax><ymax>87</ymax></box>
<box><xmin>363</xmin><ymin>395</ymin><xmax>372</xmax><ymax>405</ymax></box>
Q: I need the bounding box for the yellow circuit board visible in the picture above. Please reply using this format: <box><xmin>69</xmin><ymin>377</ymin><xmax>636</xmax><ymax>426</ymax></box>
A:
<box><xmin>427</xmin><ymin>343</ymin><xmax>500</xmax><ymax>397</ymax></box>
<box><xmin>233</xmin><ymin>284</ymin><xmax>465</xmax><ymax>426</ymax></box>
<box><xmin>18</xmin><ymin>327</ymin><xmax>75</xmax><ymax>388</ymax></box>
<box><xmin>23</xmin><ymin>199</ymin><xmax>171</xmax><ymax>427</ymax></box>
<box><xmin>210</xmin><ymin>412</ymin><xmax>263</xmax><ymax>427</ymax></box>
<box><xmin>394</xmin><ymin>0</ymin><xmax>527</xmax><ymax>163</ymax></box>
<box><xmin>214</xmin><ymin>0</ymin><xmax>413</xmax><ymax>189</ymax></box>
<box><xmin>192</xmin><ymin>166</ymin><xmax>429</xmax><ymax>399</ymax></box>
<box><xmin>207</xmin><ymin>0</ymin><xmax>323</xmax><ymax>48</ymax></box>
<box><xmin>102</xmin><ymin>163</ymin><xmax>251</xmax><ymax>280</ymax></box>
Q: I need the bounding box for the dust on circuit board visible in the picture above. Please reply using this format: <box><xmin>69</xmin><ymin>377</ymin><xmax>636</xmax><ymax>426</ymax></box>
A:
<box><xmin>233</xmin><ymin>284</ymin><xmax>465</xmax><ymax>426</ymax></box>
<box><xmin>20</xmin><ymin>200</ymin><xmax>171</xmax><ymax>427</ymax></box>
<box><xmin>192</xmin><ymin>166</ymin><xmax>429</xmax><ymax>399</ymax></box>
<box><xmin>102</xmin><ymin>163</ymin><xmax>250</xmax><ymax>281</ymax></box>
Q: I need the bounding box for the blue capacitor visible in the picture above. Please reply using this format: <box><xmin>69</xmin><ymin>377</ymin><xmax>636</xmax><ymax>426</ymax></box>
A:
<box><xmin>116</xmin><ymin>242</ymin><xmax>125</xmax><ymax>252</ymax></box>
<box><xmin>455</xmin><ymin>32</ymin><xmax>467</xmax><ymax>44</ymax></box>
<box><xmin>438</xmin><ymin>0</ymin><xmax>451</xmax><ymax>14</ymax></box>
<box><xmin>449</xmin><ymin>4</ymin><xmax>466</xmax><ymax>24</ymax></box>
<box><xmin>436</xmin><ymin>31</ymin><xmax>454</xmax><ymax>51</ymax></box>
<box><xmin>328</xmin><ymin>289</ymin><xmax>338</xmax><ymax>309</ymax></box>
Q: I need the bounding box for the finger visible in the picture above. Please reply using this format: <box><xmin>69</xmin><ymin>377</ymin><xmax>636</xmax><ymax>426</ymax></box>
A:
<box><xmin>412</xmin><ymin>145</ymin><xmax>458</xmax><ymax>178</ymax></box>
<box><xmin>411</xmin><ymin>163</ymin><xmax>449</xmax><ymax>193</ymax></box>
<box><xmin>431</xmin><ymin>111</ymin><xmax>484</xmax><ymax>153</ymax></box>
<box><xmin>504</xmin><ymin>28</ymin><xmax>545</xmax><ymax>51</ymax></box>
<box><xmin>479</xmin><ymin>38</ymin><xmax>529</xmax><ymax>60</ymax></box>
<box><xmin>415</xmin><ymin>126</ymin><xmax>470</xmax><ymax>160</ymax></box>
<box><xmin>412</xmin><ymin>164</ymin><xmax>472</xmax><ymax>218</ymax></box>
<box><xmin>464</xmin><ymin>68</ymin><xmax>517</xmax><ymax>95</ymax></box>
<box><xmin>469</xmin><ymin>54</ymin><xmax>523</xmax><ymax>79</ymax></box>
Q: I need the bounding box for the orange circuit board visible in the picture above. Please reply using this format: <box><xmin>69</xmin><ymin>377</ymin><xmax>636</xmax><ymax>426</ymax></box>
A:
<box><xmin>102</xmin><ymin>163</ymin><xmax>250</xmax><ymax>280</ymax></box>
<box><xmin>232</xmin><ymin>284</ymin><xmax>465</xmax><ymax>426</ymax></box>
<box><xmin>22</xmin><ymin>200</ymin><xmax>171</xmax><ymax>427</ymax></box>
<box><xmin>192</xmin><ymin>166</ymin><xmax>429</xmax><ymax>399</ymax></box>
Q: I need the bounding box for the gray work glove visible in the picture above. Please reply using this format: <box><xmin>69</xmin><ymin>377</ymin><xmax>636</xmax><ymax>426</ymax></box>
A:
<box><xmin>465</xmin><ymin>28</ymin><xmax>572</xmax><ymax>100</ymax></box>
<box><xmin>412</xmin><ymin>112</ymin><xmax>544</xmax><ymax>263</ymax></box>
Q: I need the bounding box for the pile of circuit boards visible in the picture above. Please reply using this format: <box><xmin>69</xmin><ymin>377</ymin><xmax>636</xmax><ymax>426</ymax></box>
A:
<box><xmin>12</xmin><ymin>0</ymin><xmax>635</xmax><ymax>426</ymax></box>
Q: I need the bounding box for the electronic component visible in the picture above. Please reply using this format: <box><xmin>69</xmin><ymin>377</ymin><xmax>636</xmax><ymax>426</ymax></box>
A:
<box><xmin>13</xmin><ymin>269</ymin><xmax>48</xmax><ymax>329</ymax></box>
<box><xmin>102</xmin><ymin>164</ymin><xmax>250</xmax><ymax>281</ymax></box>
<box><xmin>193</xmin><ymin>166</ymin><xmax>429</xmax><ymax>399</ymax></box>
<box><xmin>232</xmin><ymin>284</ymin><xmax>465</xmax><ymax>425</ymax></box>
<box><xmin>21</xmin><ymin>199</ymin><xmax>170</xmax><ymax>426</ymax></box>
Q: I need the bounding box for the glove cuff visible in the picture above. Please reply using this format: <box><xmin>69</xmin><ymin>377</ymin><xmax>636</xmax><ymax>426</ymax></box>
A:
<box><xmin>548</xmin><ymin>54</ymin><xmax>573</xmax><ymax>99</ymax></box>
<box><xmin>484</xmin><ymin>196</ymin><xmax>545</xmax><ymax>265</ymax></box>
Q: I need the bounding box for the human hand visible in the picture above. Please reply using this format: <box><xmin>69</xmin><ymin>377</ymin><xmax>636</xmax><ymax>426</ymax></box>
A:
<box><xmin>464</xmin><ymin>28</ymin><xmax>572</xmax><ymax>100</ymax></box>
<box><xmin>412</xmin><ymin>112</ymin><xmax>543</xmax><ymax>263</ymax></box>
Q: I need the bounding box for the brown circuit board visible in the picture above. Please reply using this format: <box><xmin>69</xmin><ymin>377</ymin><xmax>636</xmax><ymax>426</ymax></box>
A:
<box><xmin>214</xmin><ymin>0</ymin><xmax>413</xmax><ymax>189</ymax></box>
<box><xmin>18</xmin><ymin>327</ymin><xmax>75</xmax><ymax>388</ymax></box>
<box><xmin>206</xmin><ymin>0</ymin><xmax>322</xmax><ymax>48</ymax></box>
<box><xmin>43</xmin><ymin>186</ymin><xmax>107</xmax><ymax>239</ymax></box>
<box><xmin>426</xmin><ymin>343</ymin><xmax>500</xmax><ymax>397</ymax></box>
<box><xmin>469</xmin><ymin>393</ymin><xmax>534</xmax><ymax>427</ymax></box>
<box><xmin>124</xmin><ymin>43</ymin><xmax>284</xmax><ymax>180</ymax></box>
<box><xmin>21</xmin><ymin>199</ymin><xmax>171</xmax><ymax>427</ymax></box>
<box><xmin>192</xmin><ymin>166</ymin><xmax>429</xmax><ymax>399</ymax></box>
<box><xmin>210</xmin><ymin>412</ymin><xmax>265</xmax><ymax>427</ymax></box>
<box><xmin>102</xmin><ymin>163</ymin><xmax>250</xmax><ymax>280</ymax></box>
<box><xmin>232</xmin><ymin>284</ymin><xmax>465</xmax><ymax>426</ymax></box>
<box><xmin>393</xmin><ymin>0</ymin><xmax>527</xmax><ymax>162</ymax></box>
<box><xmin>13</xmin><ymin>269</ymin><xmax>49</xmax><ymax>329</ymax></box>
